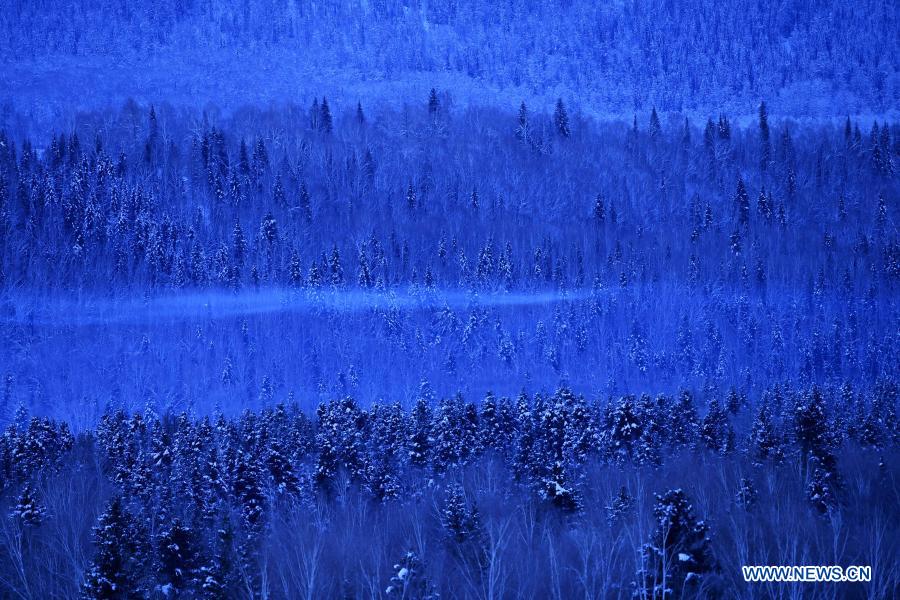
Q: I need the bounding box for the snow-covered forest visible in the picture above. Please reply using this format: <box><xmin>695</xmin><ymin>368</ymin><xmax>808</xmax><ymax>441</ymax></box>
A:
<box><xmin>2</xmin><ymin>0</ymin><xmax>899</xmax><ymax>124</ymax></box>
<box><xmin>0</xmin><ymin>0</ymin><xmax>898</xmax><ymax>598</ymax></box>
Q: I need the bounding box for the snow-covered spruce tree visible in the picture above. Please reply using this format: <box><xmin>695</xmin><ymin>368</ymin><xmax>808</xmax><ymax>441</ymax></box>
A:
<box><xmin>759</xmin><ymin>101</ymin><xmax>771</xmax><ymax>171</ymax></box>
<box><xmin>700</xmin><ymin>398</ymin><xmax>735</xmax><ymax>455</ymax></box>
<box><xmin>366</xmin><ymin>402</ymin><xmax>406</xmax><ymax>502</ymax></box>
<box><xmin>155</xmin><ymin>518</ymin><xmax>200</xmax><ymax>596</ymax></box>
<box><xmin>460</xmin><ymin>400</ymin><xmax>482</xmax><ymax>465</ymax></box>
<box><xmin>526</xmin><ymin>389</ymin><xmax>587</xmax><ymax>513</ymax></box>
<box><xmin>749</xmin><ymin>398</ymin><xmax>785</xmax><ymax>466</ymax></box>
<box><xmin>431</xmin><ymin>394</ymin><xmax>466</xmax><ymax>473</ymax></box>
<box><xmin>199</xmin><ymin>516</ymin><xmax>242</xmax><ymax>599</ymax></box>
<box><xmin>408</xmin><ymin>393</ymin><xmax>433</xmax><ymax>468</ymax></box>
<box><xmin>649</xmin><ymin>107</ymin><xmax>661</xmax><ymax>140</ymax></box>
<box><xmin>480</xmin><ymin>392</ymin><xmax>516</xmax><ymax>458</ymax></box>
<box><xmin>266</xmin><ymin>438</ymin><xmax>300</xmax><ymax>497</ymax></box>
<box><xmin>792</xmin><ymin>386</ymin><xmax>834</xmax><ymax>476</ymax></box>
<box><xmin>634</xmin><ymin>394</ymin><xmax>663</xmax><ymax>467</ymax></box>
<box><xmin>638</xmin><ymin>489</ymin><xmax>718</xmax><ymax>599</ymax></box>
<box><xmin>10</xmin><ymin>482</ymin><xmax>46</xmax><ymax>527</ymax></box>
<box><xmin>232</xmin><ymin>448</ymin><xmax>266</xmax><ymax>531</ymax></box>
<box><xmin>806</xmin><ymin>455</ymin><xmax>841</xmax><ymax>516</ymax></box>
<box><xmin>511</xmin><ymin>391</ymin><xmax>536</xmax><ymax>483</ymax></box>
<box><xmin>428</xmin><ymin>88</ymin><xmax>440</xmax><ymax>118</ymax></box>
<box><xmin>602</xmin><ymin>395</ymin><xmax>643</xmax><ymax>464</ymax></box>
<box><xmin>314</xmin><ymin>397</ymin><xmax>368</xmax><ymax>493</ymax></box>
<box><xmin>859</xmin><ymin>381</ymin><xmax>899</xmax><ymax>449</ymax></box>
<box><xmin>725</xmin><ymin>387</ymin><xmax>745</xmax><ymax>415</ymax></box>
<box><xmin>554</xmin><ymin>99</ymin><xmax>570</xmax><ymax>139</ymax></box>
<box><xmin>83</xmin><ymin>496</ymin><xmax>149</xmax><ymax>599</ymax></box>
<box><xmin>441</xmin><ymin>483</ymin><xmax>487</xmax><ymax>571</ymax></box>
<box><xmin>734</xmin><ymin>178</ymin><xmax>750</xmax><ymax>226</ymax></box>
<box><xmin>667</xmin><ymin>391</ymin><xmax>700</xmax><ymax>451</ymax></box>
<box><xmin>793</xmin><ymin>387</ymin><xmax>843</xmax><ymax>513</ymax></box>
<box><xmin>515</xmin><ymin>101</ymin><xmax>529</xmax><ymax>143</ymax></box>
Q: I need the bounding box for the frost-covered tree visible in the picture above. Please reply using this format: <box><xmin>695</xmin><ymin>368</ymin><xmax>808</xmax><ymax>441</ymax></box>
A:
<box><xmin>639</xmin><ymin>489</ymin><xmax>718</xmax><ymax>598</ymax></box>
<box><xmin>554</xmin><ymin>99</ymin><xmax>570</xmax><ymax>138</ymax></box>
<box><xmin>83</xmin><ymin>497</ymin><xmax>148</xmax><ymax>599</ymax></box>
<box><xmin>700</xmin><ymin>398</ymin><xmax>735</xmax><ymax>455</ymax></box>
<box><xmin>9</xmin><ymin>482</ymin><xmax>45</xmax><ymax>527</ymax></box>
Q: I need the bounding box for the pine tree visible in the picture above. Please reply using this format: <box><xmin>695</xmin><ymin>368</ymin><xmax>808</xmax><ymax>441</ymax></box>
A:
<box><xmin>83</xmin><ymin>497</ymin><xmax>148</xmax><ymax>599</ymax></box>
<box><xmin>594</xmin><ymin>193</ymin><xmax>605</xmax><ymax>223</ymax></box>
<box><xmin>406</xmin><ymin>183</ymin><xmax>417</xmax><ymax>212</ymax></box>
<box><xmin>156</xmin><ymin>518</ymin><xmax>199</xmax><ymax>596</ymax></box>
<box><xmin>606</xmin><ymin>486</ymin><xmax>635</xmax><ymax>525</ymax></box>
<box><xmin>759</xmin><ymin>101</ymin><xmax>771</xmax><ymax>170</ymax></box>
<box><xmin>428</xmin><ymin>88</ymin><xmax>440</xmax><ymax>118</ymax></box>
<box><xmin>320</xmin><ymin>98</ymin><xmax>333</xmax><ymax>134</ymax></box>
<box><xmin>757</xmin><ymin>187</ymin><xmax>771</xmax><ymax>222</ymax></box>
<box><xmin>603</xmin><ymin>395</ymin><xmax>643</xmax><ymax>464</ymax></box>
<box><xmin>668</xmin><ymin>390</ymin><xmax>700</xmax><ymax>450</ymax></box>
<box><xmin>516</xmin><ymin>101</ymin><xmax>529</xmax><ymax>142</ymax></box>
<box><xmin>749</xmin><ymin>398</ymin><xmax>785</xmax><ymax>465</ymax></box>
<box><xmin>232</xmin><ymin>449</ymin><xmax>266</xmax><ymax>530</ymax></box>
<box><xmin>700</xmin><ymin>398</ymin><xmax>735</xmax><ymax>455</ymax></box>
<box><xmin>298</xmin><ymin>180</ymin><xmax>312</xmax><ymax>224</ymax></box>
<box><xmin>197</xmin><ymin>515</ymin><xmax>242</xmax><ymax>599</ymax></box>
<box><xmin>639</xmin><ymin>489</ymin><xmax>718</xmax><ymax>598</ymax></box>
<box><xmin>793</xmin><ymin>386</ymin><xmax>833</xmax><ymax>476</ymax></box>
<box><xmin>329</xmin><ymin>245</ymin><xmax>344</xmax><ymax>286</ymax></box>
<box><xmin>807</xmin><ymin>455</ymin><xmax>841</xmax><ymax>515</ymax></box>
<box><xmin>649</xmin><ymin>107</ymin><xmax>661</xmax><ymax>140</ymax></box>
<box><xmin>554</xmin><ymin>99</ymin><xmax>570</xmax><ymax>138</ymax></box>
<box><xmin>10</xmin><ymin>482</ymin><xmax>46</xmax><ymax>527</ymax></box>
<box><xmin>735</xmin><ymin>178</ymin><xmax>750</xmax><ymax>226</ymax></box>
<box><xmin>441</xmin><ymin>483</ymin><xmax>487</xmax><ymax>567</ymax></box>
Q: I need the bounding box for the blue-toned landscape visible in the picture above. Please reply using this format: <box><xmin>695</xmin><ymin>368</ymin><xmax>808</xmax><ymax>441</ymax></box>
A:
<box><xmin>0</xmin><ymin>1</ymin><xmax>898</xmax><ymax>598</ymax></box>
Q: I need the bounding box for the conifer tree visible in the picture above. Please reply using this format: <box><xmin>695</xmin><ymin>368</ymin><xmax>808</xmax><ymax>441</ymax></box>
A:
<box><xmin>428</xmin><ymin>88</ymin><xmax>440</xmax><ymax>118</ymax></box>
<box><xmin>516</xmin><ymin>101</ymin><xmax>529</xmax><ymax>142</ymax></box>
<box><xmin>320</xmin><ymin>98</ymin><xmax>333</xmax><ymax>134</ymax></box>
<box><xmin>749</xmin><ymin>398</ymin><xmax>785</xmax><ymax>465</ymax></box>
<box><xmin>759</xmin><ymin>101</ymin><xmax>771</xmax><ymax>170</ymax></box>
<box><xmin>10</xmin><ymin>482</ymin><xmax>45</xmax><ymax>527</ymax></box>
<box><xmin>156</xmin><ymin>518</ymin><xmax>199</xmax><ymax>596</ymax></box>
<box><xmin>554</xmin><ymin>99</ymin><xmax>570</xmax><ymax>138</ymax></box>
<box><xmin>83</xmin><ymin>497</ymin><xmax>148</xmax><ymax>599</ymax></box>
<box><xmin>735</xmin><ymin>178</ymin><xmax>750</xmax><ymax>226</ymax></box>
<box><xmin>649</xmin><ymin>107</ymin><xmax>661</xmax><ymax>140</ymax></box>
<box><xmin>639</xmin><ymin>489</ymin><xmax>718</xmax><ymax>598</ymax></box>
<box><xmin>700</xmin><ymin>398</ymin><xmax>735</xmax><ymax>455</ymax></box>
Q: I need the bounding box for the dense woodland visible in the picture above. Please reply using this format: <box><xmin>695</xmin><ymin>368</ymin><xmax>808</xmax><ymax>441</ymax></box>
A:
<box><xmin>1</xmin><ymin>96</ymin><xmax>898</xmax><ymax>419</ymax></box>
<box><xmin>0</xmin><ymin>382</ymin><xmax>896</xmax><ymax>598</ymax></box>
<box><xmin>1</xmin><ymin>0</ymin><xmax>898</xmax><ymax>116</ymax></box>
<box><xmin>0</xmin><ymin>93</ymin><xmax>896</xmax><ymax>597</ymax></box>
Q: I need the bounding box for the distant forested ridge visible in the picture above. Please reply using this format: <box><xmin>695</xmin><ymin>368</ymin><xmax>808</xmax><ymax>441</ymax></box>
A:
<box><xmin>1</xmin><ymin>0</ymin><xmax>898</xmax><ymax>117</ymax></box>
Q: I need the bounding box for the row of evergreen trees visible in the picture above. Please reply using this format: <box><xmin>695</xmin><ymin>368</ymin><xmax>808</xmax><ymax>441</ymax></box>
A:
<box><xmin>1</xmin><ymin>96</ymin><xmax>896</xmax><ymax>293</ymax></box>
<box><xmin>1</xmin><ymin>381</ymin><xmax>896</xmax><ymax>596</ymax></box>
